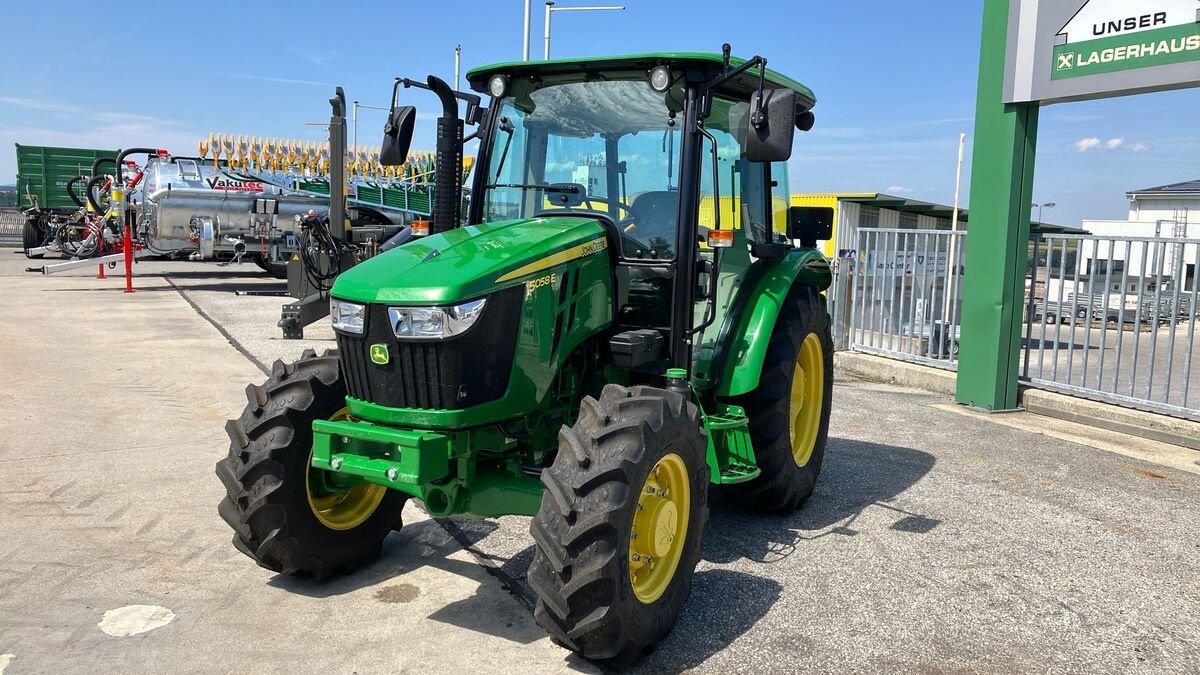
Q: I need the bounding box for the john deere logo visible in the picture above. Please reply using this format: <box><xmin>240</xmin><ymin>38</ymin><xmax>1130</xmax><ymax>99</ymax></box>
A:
<box><xmin>369</xmin><ymin>344</ymin><xmax>390</xmax><ymax>365</ymax></box>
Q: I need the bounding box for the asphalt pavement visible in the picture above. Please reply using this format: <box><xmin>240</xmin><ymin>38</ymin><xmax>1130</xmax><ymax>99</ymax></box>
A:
<box><xmin>1</xmin><ymin>253</ymin><xmax>1198</xmax><ymax>673</ymax></box>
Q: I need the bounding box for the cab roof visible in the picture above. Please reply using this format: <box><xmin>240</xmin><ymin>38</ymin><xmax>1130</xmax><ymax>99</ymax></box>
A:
<box><xmin>466</xmin><ymin>52</ymin><xmax>816</xmax><ymax>111</ymax></box>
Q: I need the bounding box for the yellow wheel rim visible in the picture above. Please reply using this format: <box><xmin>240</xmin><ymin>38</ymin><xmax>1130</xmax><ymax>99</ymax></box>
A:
<box><xmin>629</xmin><ymin>453</ymin><xmax>691</xmax><ymax>604</ymax></box>
<box><xmin>305</xmin><ymin>408</ymin><xmax>387</xmax><ymax>531</ymax></box>
<box><xmin>789</xmin><ymin>333</ymin><xmax>825</xmax><ymax>468</ymax></box>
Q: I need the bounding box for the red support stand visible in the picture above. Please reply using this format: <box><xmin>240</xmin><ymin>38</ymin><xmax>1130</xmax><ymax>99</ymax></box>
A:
<box><xmin>97</xmin><ymin>263</ymin><xmax>106</xmax><ymax>279</ymax></box>
<box><xmin>123</xmin><ymin>223</ymin><xmax>135</xmax><ymax>294</ymax></box>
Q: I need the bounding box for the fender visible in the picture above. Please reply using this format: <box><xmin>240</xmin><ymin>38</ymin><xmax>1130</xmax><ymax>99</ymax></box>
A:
<box><xmin>716</xmin><ymin>248</ymin><xmax>832</xmax><ymax>397</ymax></box>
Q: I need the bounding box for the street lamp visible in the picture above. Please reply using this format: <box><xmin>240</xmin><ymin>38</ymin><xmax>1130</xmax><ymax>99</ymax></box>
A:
<box><xmin>543</xmin><ymin>2</ymin><xmax>625</xmax><ymax>60</ymax></box>
<box><xmin>352</xmin><ymin>101</ymin><xmax>392</xmax><ymax>152</ymax></box>
<box><xmin>1032</xmin><ymin>201</ymin><xmax>1056</xmax><ymax>224</ymax></box>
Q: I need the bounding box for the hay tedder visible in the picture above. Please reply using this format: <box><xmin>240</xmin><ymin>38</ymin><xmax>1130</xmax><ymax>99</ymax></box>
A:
<box><xmin>217</xmin><ymin>47</ymin><xmax>834</xmax><ymax>661</ymax></box>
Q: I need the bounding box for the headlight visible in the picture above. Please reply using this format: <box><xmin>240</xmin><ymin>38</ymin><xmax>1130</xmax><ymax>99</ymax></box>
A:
<box><xmin>388</xmin><ymin>298</ymin><xmax>487</xmax><ymax>339</ymax></box>
<box><xmin>330</xmin><ymin>298</ymin><xmax>366</xmax><ymax>334</ymax></box>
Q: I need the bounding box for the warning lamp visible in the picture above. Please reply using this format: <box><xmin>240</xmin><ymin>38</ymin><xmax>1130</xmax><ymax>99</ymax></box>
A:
<box><xmin>706</xmin><ymin>229</ymin><xmax>734</xmax><ymax>248</ymax></box>
<box><xmin>157</xmin><ymin>149</ymin><xmax>169</xmax><ymax>157</ymax></box>
<box><xmin>411</xmin><ymin>220</ymin><xmax>430</xmax><ymax>237</ymax></box>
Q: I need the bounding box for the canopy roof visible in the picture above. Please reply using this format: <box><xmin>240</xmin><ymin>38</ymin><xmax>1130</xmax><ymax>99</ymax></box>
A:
<box><xmin>466</xmin><ymin>52</ymin><xmax>816</xmax><ymax>110</ymax></box>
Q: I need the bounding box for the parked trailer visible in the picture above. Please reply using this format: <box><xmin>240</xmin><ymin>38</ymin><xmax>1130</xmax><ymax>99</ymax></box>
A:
<box><xmin>16</xmin><ymin>144</ymin><xmax>117</xmax><ymax>256</ymax></box>
<box><xmin>16</xmin><ymin>144</ymin><xmax>116</xmax><ymax>211</ymax></box>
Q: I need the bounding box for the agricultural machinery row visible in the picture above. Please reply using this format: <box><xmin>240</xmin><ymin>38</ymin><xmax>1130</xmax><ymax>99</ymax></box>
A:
<box><xmin>15</xmin><ymin>93</ymin><xmax>470</xmax><ymax>336</ymax></box>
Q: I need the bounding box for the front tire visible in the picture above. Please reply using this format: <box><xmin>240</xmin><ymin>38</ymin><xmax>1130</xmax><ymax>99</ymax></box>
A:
<box><xmin>726</xmin><ymin>285</ymin><xmax>833</xmax><ymax>512</ymax></box>
<box><xmin>529</xmin><ymin>385</ymin><xmax>709</xmax><ymax>662</ymax></box>
<box><xmin>216</xmin><ymin>348</ymin><xmax>405</xmax><ymax>578</ymax></box>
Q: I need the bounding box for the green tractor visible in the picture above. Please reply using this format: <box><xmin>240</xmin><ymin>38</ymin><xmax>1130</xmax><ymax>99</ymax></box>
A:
<box><xmin>217</xmin><ymin>47</ymin><xmax>834</xmax><ymax>661</ymax></box>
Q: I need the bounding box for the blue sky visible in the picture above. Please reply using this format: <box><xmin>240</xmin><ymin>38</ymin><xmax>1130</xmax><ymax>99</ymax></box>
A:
<box><xmin>1</xmin><ymin>0</ymin><xmax>1196</xmax><ymax>228</ymax></box>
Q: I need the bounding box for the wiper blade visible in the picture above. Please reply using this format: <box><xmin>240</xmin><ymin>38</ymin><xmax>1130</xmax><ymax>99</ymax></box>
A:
<box><xmin>485</xmin><ymin>183</ymin><xmax>580</xmax><ymax>193</ymax></box>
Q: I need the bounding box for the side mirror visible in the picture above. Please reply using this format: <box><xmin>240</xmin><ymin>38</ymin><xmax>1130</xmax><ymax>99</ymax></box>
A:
<box><xmin>788</xmin><ymin>206</ymin><xmax>833</xmax><ymax>247</ymax></box>
<box><xmin>380</xmin><ymin>105</ymin><xmax>417</xmax><ymax>166</ymax></box>
<box><xmin>746</xmin><ymin>88</ymin><xmax>795</xmax><ymax>162</ymax></box>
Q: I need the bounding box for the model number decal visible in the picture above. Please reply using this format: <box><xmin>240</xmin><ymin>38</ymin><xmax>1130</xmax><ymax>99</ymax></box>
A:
<box><xmin>526</xmin><ymin>272</ymin><xmax>557</xmax><ymax>297</ymax></box>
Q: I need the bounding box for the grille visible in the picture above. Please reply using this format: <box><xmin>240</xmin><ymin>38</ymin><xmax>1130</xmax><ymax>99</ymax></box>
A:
<box><xmin>336</xmin><ymin>286</ymin><xmax>523</xmax><ymax>410</ymax></box>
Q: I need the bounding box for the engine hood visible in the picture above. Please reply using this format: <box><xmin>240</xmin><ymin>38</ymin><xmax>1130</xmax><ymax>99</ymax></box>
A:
<box><xmin>331</xmin><ymin>216</ymin><xmax>609</xmax><ymax>305</ymax></box>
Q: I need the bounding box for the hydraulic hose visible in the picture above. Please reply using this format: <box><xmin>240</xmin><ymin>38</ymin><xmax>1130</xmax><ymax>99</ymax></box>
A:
<box><xmin>86</xmin><ymin>174</ymin><xmax>108</xmax><ymax>213</ymax></box>
<box><xmin>299</xmin><ymin>216</ymin><xmax>354</xmax><ymax>294</ymax></box>
<box><xmin>115</xmin><ymin>147</ymin><xmax>158</xmax><ymax>185</ymax></box>
<box><xmin>427</xmin><ymin>75</ymin><xmax>463</xmax><ymax>235</ymax></box>
<box><xmin>66</xmin><ymin>175</ymin><xmax>86</xmax><ymax>208</ymax></box>
<box><xmin>91</xmin><ymin>157</ymin><xmax>115</xmax><ymax>176</ymax></box>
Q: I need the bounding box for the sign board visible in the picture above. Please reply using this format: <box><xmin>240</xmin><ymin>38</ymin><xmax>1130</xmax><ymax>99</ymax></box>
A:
<box><xmin>1004</xmin><ymin>0</ymin><xmax>1200</xmax><ymax>103</ymax></box>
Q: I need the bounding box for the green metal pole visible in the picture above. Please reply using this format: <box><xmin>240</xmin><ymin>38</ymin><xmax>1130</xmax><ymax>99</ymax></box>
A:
<box><xmin>956</xmin><ymin>0</ymin><xmax>1040</xmax><ymax>411</ymax></box>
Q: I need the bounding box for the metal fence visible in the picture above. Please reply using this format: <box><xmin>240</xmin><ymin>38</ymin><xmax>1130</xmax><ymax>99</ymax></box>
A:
<box><xmin>846</xmin><ymin>228</ymin><xmax>966</xmax><ymax>369</ymax></box>
<box><xmin>0</xmin><ymin>208</ymin><xmax>24</xmax><ymax>245</ymax></box>
<box><xmin>1022</xmin><ymin>233</ymin><xmax>1200</xmax><ymax>420</ymax></box>
<box><xmin>842</xmin><ymin>227</ymin><xmax>1200</xmax><ymax>420</ymax></box>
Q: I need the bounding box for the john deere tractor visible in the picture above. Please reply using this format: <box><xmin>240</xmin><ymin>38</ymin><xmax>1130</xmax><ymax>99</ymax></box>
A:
<box><xmin>217</xmin><ymin>47</ymin><xmax>834</xmax><ymax>661</ymax></box>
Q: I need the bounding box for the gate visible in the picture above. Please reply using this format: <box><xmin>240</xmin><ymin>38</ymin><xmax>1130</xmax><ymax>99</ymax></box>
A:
<box><xmin>846</xmin><ymin>228</ymin><xmax>966</xmax><ymax>369</ymax></box>
<box><xmin>1022</xmin><ymin>233</ymin><xmax>1200</xmax><ymax>420</ymax></box>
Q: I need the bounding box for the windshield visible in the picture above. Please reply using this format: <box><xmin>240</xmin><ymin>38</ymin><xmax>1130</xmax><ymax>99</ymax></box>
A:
<box><xmin>481</xmin><ymin>78</ymin><xmax>683</xmax><ymax>260</ymax></box>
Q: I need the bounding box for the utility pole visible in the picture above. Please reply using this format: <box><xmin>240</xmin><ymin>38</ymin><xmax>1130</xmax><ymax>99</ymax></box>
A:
<box><xmin>455</xmin><ymin>44</ymin><xmax>462</xmax><ymax>90</ymax></box>
<box><xmin>943</xmin><ymin>132</ymin><xmax>967</xmax><ymax>330</ymax></box>
<box><xmin>523</xmin><ymin>0</ymin><xmax>532</xmax><ymax>60</ymax></box>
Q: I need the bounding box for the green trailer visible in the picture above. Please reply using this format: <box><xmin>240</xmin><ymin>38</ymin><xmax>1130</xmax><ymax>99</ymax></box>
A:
<box><xmin>15</xmin><ymin>144</ymin><xmax>117</xmax><ymax>212</ymax></box>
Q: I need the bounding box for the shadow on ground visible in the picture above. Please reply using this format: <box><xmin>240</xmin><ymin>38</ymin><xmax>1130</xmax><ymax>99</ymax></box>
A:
<box><xmin>262</xmin><ymin>438</ymin><xmax>936</xmax><ymax>661</ymax></box>
<box><xmin>704</xmin><ymin>438</ymin><xmax>937</xmax><ymax>564</ymax></box>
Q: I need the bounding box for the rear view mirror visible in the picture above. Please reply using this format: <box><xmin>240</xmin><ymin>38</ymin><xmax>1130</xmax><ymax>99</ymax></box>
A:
<box><xmin>746</xmin><ymin>88</ymin><xmax>795</xmax><ymax>162</ymax></box>
<box><xmin>546</xmin><ymin>183</ymin><xmax>587</xmax><ymax>208</ymax></box>
<box><xmin>788</xmin><ymin>206</ymin><xmax>833</xmax><ymax>247</ymax></box>
<box><xmin>380</xmin><ymin>105</ymin><xmax>417</xmax><ymax>166</ymax></box>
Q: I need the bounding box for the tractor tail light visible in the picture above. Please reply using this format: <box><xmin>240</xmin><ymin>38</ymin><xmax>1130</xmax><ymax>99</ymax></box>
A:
<box><xmin>411</xmin><ymin>220</ymin><xmax>430</xmax><ymax>237</ymax></box>
<box><xmin>707</xmin><ymin>229</ymin><xmax>734</xmax><ymax>248</ymax></box>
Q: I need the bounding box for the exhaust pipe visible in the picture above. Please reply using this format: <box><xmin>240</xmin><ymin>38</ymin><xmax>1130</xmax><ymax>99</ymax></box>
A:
<box><xmin>427</xmin><ymin>75</ymin><xmax>463</xmax><ymax>235</ymax></box>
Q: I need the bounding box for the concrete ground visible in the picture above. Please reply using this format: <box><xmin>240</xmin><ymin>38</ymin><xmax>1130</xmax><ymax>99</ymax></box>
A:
<box><xmin>1</xmin><ymin>253</ymin><xmax>1198</xmax><ymax>673</ymax></box>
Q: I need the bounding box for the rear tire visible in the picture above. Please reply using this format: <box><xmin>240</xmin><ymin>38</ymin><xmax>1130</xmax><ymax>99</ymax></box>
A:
<box><xmin>254</xmin><ymin>253</ymin><xmax>289</xmax><ymax>279</ymax></box>
<box><xmin>529</xmin><ymin>384</ymin><xmax>709</xmax><ymax>662</ymax></box>
<box><xmin>22</xmin><ymin>216</ymin><xmax>44</xmax><ymax>258</ymax></box>
<box><xmin>726</xmin><ymin>285</ymin><xmax>833</xmax><ymax>512</ymax></box>
<box><xmin>216</xmin><ymin>348</ymin><xmax>405</xmax><ymax>578</ymax></box>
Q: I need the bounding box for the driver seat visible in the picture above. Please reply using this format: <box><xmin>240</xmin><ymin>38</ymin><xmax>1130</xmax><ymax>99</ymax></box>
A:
<box><xmin>628</xmin><ymin>191</ymin><xmax>678</xmax><ymax>253</ymax></box>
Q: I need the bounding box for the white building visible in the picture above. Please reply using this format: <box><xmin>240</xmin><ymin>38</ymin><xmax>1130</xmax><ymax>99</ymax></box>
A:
<box><xmin>1080</xmin><ymin>179</ymin><xmax>1199</xmax><ymax>291</ymax></box>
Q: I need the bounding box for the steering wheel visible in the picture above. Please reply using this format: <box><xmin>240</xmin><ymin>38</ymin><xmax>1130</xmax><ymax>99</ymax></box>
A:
<box><xmin>566</xmin><ymin>197</ymin><xmax>637</xmax><ymax>229</ymax></box>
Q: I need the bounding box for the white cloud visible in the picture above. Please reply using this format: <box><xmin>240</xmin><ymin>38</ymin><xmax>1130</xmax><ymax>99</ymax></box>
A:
<box><xmin>224</xmin><ymin>74</ymin><xmax>334</xmax><ymax>88</ymax></box>
<box><xmin>1075</xmin><ymin>136</ymin><xmax>1149</xmax><ymax>153</ymax></box>
<box><xmin>885</xmin><ymin>185</ymin><xmax>912</xmax><ymax>194</ymax></box>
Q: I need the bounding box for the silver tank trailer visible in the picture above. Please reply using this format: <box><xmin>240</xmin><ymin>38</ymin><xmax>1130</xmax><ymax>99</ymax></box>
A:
<box><xmin>136</xmin><ymin>157</ymin><xmax>329</xmax><ymax>261</ymax></box>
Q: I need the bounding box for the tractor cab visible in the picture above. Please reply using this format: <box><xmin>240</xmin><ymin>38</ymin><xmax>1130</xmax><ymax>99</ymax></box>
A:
<box><xmin>218</xmin><ymin>48</ymin><xmax>835</xmax><ymax>664</ymax></box>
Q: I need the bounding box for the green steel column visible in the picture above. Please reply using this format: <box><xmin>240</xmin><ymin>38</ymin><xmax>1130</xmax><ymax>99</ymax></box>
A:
<box><xmin>956</xmin><ymin>0</ymin><xmax>1040</xmax><ymax>411</ymax></box>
